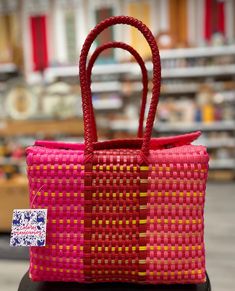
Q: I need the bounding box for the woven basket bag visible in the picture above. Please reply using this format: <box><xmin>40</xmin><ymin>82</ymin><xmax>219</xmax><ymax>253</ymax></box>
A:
<box><xmin>26</xmin><ymin>16</ymin><xmax>209</xmax><ymax>284</ymax></box>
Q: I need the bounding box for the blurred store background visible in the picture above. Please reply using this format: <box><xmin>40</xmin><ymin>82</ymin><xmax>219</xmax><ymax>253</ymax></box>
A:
<box><xmin>0</xmin><ymin>0</ymin><xmax>234</xmax><ymax>291</ymax></box>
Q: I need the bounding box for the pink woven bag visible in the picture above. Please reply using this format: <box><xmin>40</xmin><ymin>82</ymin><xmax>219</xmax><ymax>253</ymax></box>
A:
<box><xmin>26</xmin><ymin>16</ymin><xmax>209</xmax><ymax>284</ymax></box>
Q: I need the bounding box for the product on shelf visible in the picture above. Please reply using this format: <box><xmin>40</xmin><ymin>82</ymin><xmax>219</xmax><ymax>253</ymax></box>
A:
<box><xmin>5</xmin><ymin>84</ymin><xmax>38</xmax><ymax>120</ymax></box>
<box><xmin>155</xmin><ymin>31</ymin><xmax>176</xmax><ymax>50</ymax></box>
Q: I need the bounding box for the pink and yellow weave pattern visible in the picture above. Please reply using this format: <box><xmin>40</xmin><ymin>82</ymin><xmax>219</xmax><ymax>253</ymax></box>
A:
<box><xmin>26</xmin><ymin>138</ymin><xmax>208</xmax><ymax>283</ymax></box>
<box><xmin>27</xmin><ymin>146</ymin><xmax>85</xmax><ymax>281</ymax></box>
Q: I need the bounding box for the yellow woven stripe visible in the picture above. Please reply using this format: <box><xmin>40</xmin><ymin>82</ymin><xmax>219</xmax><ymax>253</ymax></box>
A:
<box><xmin>92</xmin><ymin>219</ymin><xmax>137</xmax><ymax>226</ymax></box>
<box><xmin>91</xmin><ymin>245</ymin><xmax>201</xmax><ymax>252</ymax></box>
<box><xmin>50</xmin><ymin>206</ymin><xmax>82</xmax><ymax>212</ymax></box>
<box><xmin>49</xmin><ymin>219</ymin><xmax>83</xmax><ymax>224</ymax></box>
<box><xmin>147</xmin><ymin>231</ymin><xmax>201</xmax><ymax>238</ymax></box>
<box><xmin>151</xmin><ymin>166</ymin><xmax>206</xmax><ymax>173</ymax></box>
<box><xmin>148</xmin><ymin>257</ymin><xmax>204</xmax><ymax>264</ymax></box>
<box><xmin>140</xmin><ymin>205</ymin><xmax>147</xmax><ymax>210</ymax></box>
<box><xmin>150</xmin><ymin>179</ymin><xmax>204</xmax><ymax>185</ymax></box>
<box><xmin>149</xmin><ymin>191</ymin><xmax>203</xmax><ymax>197</ymax></box>
<box><xmin>90</xmin><ymin>270</ymin><xmax>136</xmax><ymax>275</ymax></box>
<box><xmin>140</xmin><ymin>166</ymin><xmax>149</xmax><ymax>171</ymax></box>
<box><xmin>86</xmin><ymin>191</ymin><xmax>204</xmax><ymax>197</ymax></box>
<box><xmin>32</xmin><ymin>177</ymin><xmax>205</xmax><ymax>187</ymax></box>
<box><xmin>44</xmin><ymin>245</ymin><xmax>83</xmax><ymax>251</ymax></box>
<box><xmin>32</xmin><ymin>253</ymin><xmax>83</xmax><ymax>263</ymax></box>
<box><xmin>90</xmin><ymin>246</ymin><xmax>142</xmax><ymax>252</ymax></box>
<box><xmin>140</xmin><ymin>179</ymin><xmax>148</xmax><ymax>184</ymax></box>
<box><xmin>29</xmin><ymin>165</ymin><xmax>206</xmax><ymax>173</ymax></box>
<box><xmin>148</xmin><ymin>269</ymin><xmax>203</xmax><ymax>276</ymax></box>
<box><xmin>33</xmin><ymin>266</ymin><xmax>83</xmax><ymax>274</ymax></box>
<box><xmin>148</xmin><ymin>245</ymin><xmax>202</xmax><ymax>251</ymax></box>
<box><xmin>32</xmin><ymin>191</ymin><xmax>204</xmax><ymax>201</ymax></box>
<box><xmin>148</xmin><ymin>204</ymin><xmax>203</xmax><ymax>210</ymax></box>
<box><xmin>34</xmin><ymin>192</ymin><xmax>84</xmax><ymax>198</ymax></box>
<box><xmin>92</xmin><ymin>193</ymin><xmax>138</xmax><ymax>201</ymax></box>
<box><xmin>31</xmin><ymin>178</ymin><xmax>82</xmax><ymax>184</ymax></box>
<box><xmin>95</xmin><ymin>179</ymin><xmax>139</xmax><ymax>184</ymax></box>
<box><xmin>149</xmin><ymin>218</ymin><xmax>202</xmax><ymax>225</ymax></box>
<box><xmin>139</xmin><ymin>219</ymin><xmax>147</xmax><ymax>224</ymax></box>
<box><xmin>138</xmin><ymin>272</ymin><xmax>146</xmax><ymax>276</ymax></box>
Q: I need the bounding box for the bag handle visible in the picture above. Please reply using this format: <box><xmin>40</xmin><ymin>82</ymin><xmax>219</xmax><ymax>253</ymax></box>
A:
<box><xmin>79</xmin><ymin>16</ymin><xmax>161</xmax><ymax>161</ymax></box>
<box><xmin>87</xmin><ymin>41</ymin><xmax>149</xmax><ymax>140</ymax></box>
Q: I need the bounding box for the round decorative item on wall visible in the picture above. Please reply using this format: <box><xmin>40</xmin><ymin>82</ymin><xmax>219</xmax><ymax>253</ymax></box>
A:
<box><xmin>155</xmin><ymin>31</ymin><xmax>175</xmax><ymax>50</ymax></box>
<box><xmin>5</xmin><ymin>85</ymin><xmax>38</xmax><ymax>120</ymax></box>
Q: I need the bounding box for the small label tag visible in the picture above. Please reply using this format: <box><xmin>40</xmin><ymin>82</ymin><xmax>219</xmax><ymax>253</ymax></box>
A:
<box><xmin>10</xmin><ymin>209</ymin><xmax>47</xmax><ymax>247</ymax></box>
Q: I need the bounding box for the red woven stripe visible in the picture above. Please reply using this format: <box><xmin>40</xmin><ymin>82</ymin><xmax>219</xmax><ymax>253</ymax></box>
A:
<box><xmin>86</xmin><ymin>149</ymin><xmax>141</xmax><ymax>282</ymax></box>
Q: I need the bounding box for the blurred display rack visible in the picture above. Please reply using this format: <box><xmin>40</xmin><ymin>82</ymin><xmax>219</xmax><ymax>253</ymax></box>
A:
<box><xmin>209</xmin><ymin>159</ymin><xmax>235</xmax><ymax>170</ymax></box>
<box><xmin>155</xmin><ymin>121</ymin><xmax>235</xmax><ymax>132</ymax></box>
<box><xmin>0</xmin><ymin>157</ymin><xmax>25</xmax><ymax>166</ymax></box>
<box><xmin>0</xmin><ymin>118</ymin><xmax>83</xmax><ymax>137</ymax></box>
<box><xmin>0</xmin><ymin>63</ymin><xmax>17</xmax><ymax>74</ymax></box>
<box><xmin>0</xmin><ymin>177</ymin><xmax>29</xmax><ymax>232</ymax></box>
<box><xmin>157</xmin><ymin>45</ymin><xmax>235</xmax><ymax>58</ymax></box>
<box><xmin>101</xmin><ymin>120</ymin><xmax>235</xmax><ymax>169</ymax></box>
<box><xmin>69</xmin><ymin>44</ymin><xmax>234</xmax><ymax>177</ymax></box>
<box><xmin>0</xmin><ymin>118</ymin><xmax>84</xmax><ymax>221</ymax></box>
<box><xmin>44</xmin><ymin>63</ymin><xmax>235</xmax><ymax>82</ymax></box>
<box><xmin>103</xmin><ymin>120</ymin><xmax>235</xmax><ymax>132</ymax></box>
<box><xmin>44</xmin><ymin>45</ymin><xmax>235</xmax><ymax>82</ymax></box>
<box><xmin>0</xmin><ymin>45</ymin><xmax>234</xmax><ymax>193</ymax></box>
<box><xmin>91</xmin><ymin>80</ymin><xmax>234</xmax><ymax>95</ymax></box>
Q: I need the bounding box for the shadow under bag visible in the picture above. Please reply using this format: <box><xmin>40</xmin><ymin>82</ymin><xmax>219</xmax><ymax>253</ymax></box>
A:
<box><xmin>26</xmin><ymin>16</ymin><xmax>209</xmax><ymax>284</ymax></box>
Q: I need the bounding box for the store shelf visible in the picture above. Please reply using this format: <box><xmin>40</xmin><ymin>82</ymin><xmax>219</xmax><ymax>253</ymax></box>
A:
<box><xmin>159</xmin><ymin>45</ymin><xmax>235</xmax><ymax>59</ymax></box>
<box><xmin>92</xmin><ymin>81</ymin><xmax>121</xmax><ymax>92</ymax></box>
<box><xmin>0</xmin><ymin>177</ymin><xmax>28</xmax><ymax>189</ymax></box>
<box><xmin>0</xmin><ymin>177</ymin><xmax>29</xmax><ymax>232</ymax></box>
<box><xmin>107</xmin><ymin>119</ymin><xmax>138</xmax><ymax>131</ymax></box>
<box><xmin>0</xmin><ymin>63</ymin><xmax>17</xmax><ymax>73</ymax></box>
<box><xmin>161</xmin><ymin>64</ymin><xmax>235</xmax><ymax>78</ymax></box>
<box><xmin>91</xmin><ymin>80</ymin><xmax>198</xmax><ymax>95</ymax></box>
<box><xmin>106</xmin><ymin>120</ymin><xmax>235</xmax><ymax>132</ymax></box>
<box><xmin>93</xmin><ymin>98</ymin><xmax>122</xmax><ymax>110</ymax></box>
<box><xmin>195</xmin><ymin>138</ymin><xmax>235</xmax><ymax>148</ymax></box>
<box><xmin>0</xmin><ymin>157</ymin><xmax>25</xmax><ymax>166</ymax></box>
<box><xmin>161</xmin><ymin>83</ymin><xmax>199</xmax><ymax>94</ymax></box>
<box><xmin>209</xmin><ymin>159</ymin><xmax>235</xmax><ymax>169</ymax></box>
<box><xmin>89</xmin><ymin>80</ymin><xmax>234</xmax><ymax>95</ymax></box>
<box><xmin>155</xmin><ymin>121</ymin><xmax>235</xmax><ymax>133</ymax></box>
<box><xmin>44</xmin><ymin>63</ymin><xmax>235</xmax><ymax>81</ymax></box>
<box><xmin>0</xmin><ymin>118</ymin><xmax>84</xmax><ymax>137</ymax></box>
<box><xmin>44</xmin><ymin>45</ymin><xmax>235</xmax><ymax>82</ymax></box>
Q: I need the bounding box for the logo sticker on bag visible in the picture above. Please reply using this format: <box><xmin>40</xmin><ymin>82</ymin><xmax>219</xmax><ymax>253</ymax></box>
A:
<box><xmin>10</xmin><ymin>209</ymin><xmax>47</xmax><ymax>247</ymax></box>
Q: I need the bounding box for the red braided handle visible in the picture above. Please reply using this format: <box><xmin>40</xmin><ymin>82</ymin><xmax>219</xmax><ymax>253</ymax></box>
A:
<box><xmin>79</xmin><ymin>16</ymin><xmax>161</xmax><ymax>158</ymax></box>
<box><xmin>87</xmin><ymin>41</ymin><xmax>149</xmax><ymax>140</ymax></box>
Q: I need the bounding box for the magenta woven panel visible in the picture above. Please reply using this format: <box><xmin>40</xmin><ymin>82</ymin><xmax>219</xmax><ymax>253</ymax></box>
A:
<box><xmin>26</xmin><ymin>146</ymin><xmax>85</xmax><ymax>282</ymax></box>
<box><xmin>146</xmin><ymin>145</ymin><xmax>208</xmax><ymax>283</ymax></box>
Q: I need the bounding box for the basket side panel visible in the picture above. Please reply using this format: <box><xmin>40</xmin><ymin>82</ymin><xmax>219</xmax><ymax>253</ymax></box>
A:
<box><xmin>26</xmin><ymin>147</ymin><xmax>85</xmax><ymax>282</ymax></box>
<box><xmin>145</xmin><ymin>147</ymin><xmax>209</xmax><ymax>283</ymax></box>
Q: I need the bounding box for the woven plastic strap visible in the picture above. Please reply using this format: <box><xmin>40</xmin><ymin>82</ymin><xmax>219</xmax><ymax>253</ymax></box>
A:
<box><xmin>79</xmin><ymin>16</ymin><xmax>161</xmax><ymax>159</ymax></box>
<box><xmin>87</xmin><ymin>42</ymin><xmax>149</xmax><ymax>139</ymax></box>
